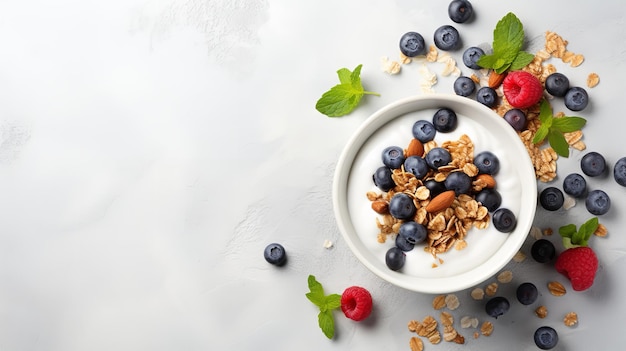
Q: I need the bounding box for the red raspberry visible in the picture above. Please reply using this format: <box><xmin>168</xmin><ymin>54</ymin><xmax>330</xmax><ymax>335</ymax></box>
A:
<box><xmin>555</xmin><ymin>246</ymin><xmax>598</xmax><ymax>291</ymax></box>
<box><xmin>340</xmin><ymin>286</ymin><xmax>373</xmax><ymax>321</ymax></box>
<box><xmin>502</xmin><ymin>71</ymin><xmax>544</xmax><ymax>108</ymax></box>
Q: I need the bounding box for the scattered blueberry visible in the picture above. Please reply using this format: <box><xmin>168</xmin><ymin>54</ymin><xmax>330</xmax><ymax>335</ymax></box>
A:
<box><xmin>373</xmin><ymin>166</ymin><xmax>395</xmax><ymax>191</ymax></box>
<box><xmin>580</xmin><ymin>151</ymin><xmax>607</xmax><ymax>177</ymax></box>
<box><xmin>399</xmin><ymin>31</ymin><xmax>427</xmax><ymax>57</ymax></box>
<box><xmin>485</xmin><ymin>296</ymin><xmax>510</xmax><ymax>318</ymax></box>
<box><xmin>544</xmin><ymin>72</ymin><xmax>570</xmax><ymax>97</ymax></box>
<box><xmin>424</xmin><ymin>179</ymin><xmax>447</xmax><ymax>198</ymax></box>
<box><xmin>425</xmin><ymin>147</ymin><xmax>452</xmax><ymax>169</ymax></box>
<box><xmin>462</xmin><ymin>46</ymin><xmax>484</xmax><ymax>69</ymax></box>
<box><xmin>444</xmin><ymin>171</ymin><xmax>472</xmax><ymax>195</ymax></box>
<box><xmin>585</xmin><ymin>189</ymin><xmax>611</xmax><ymax>215</ymax></box>
<box><xmin>453</xmin><ymin>76</ymin><xmax>476</xmax><ymax>97</ymax></box>
<box><xmin>492</xmin><ymin>208</ymin><xmax>516</xmax><ymax>232</ymax></box>
<box><xmin>412</xmin><ymin>120</ymin><xmax>437</xmax><ymax>142</ymax></box>
<box><xmin>475</xmin><ymin>188</ymin><xmax>502</xmax><ymax>212</ymax></box>
<box><xmin>448</xmin><ymin>0</ymin><xmax>473</xmax><ymax>23</ymax></box>
<box><xmin>474</xmin><ymin>151</ymin><xmax>500</xmax><ymax>175</ymax></box>
<box><xmin>614</xmin><ymin>157</ymin><xmax>626</xmax><ymax>186</ymax></box>
<box><xmin>534</xmin><ymin>326</ymin><xmax>559</xmax><ymax>350</ymax></box>
<box><xmin>516</xmin><ymin>282</ymin><xmax>539</xmax><ymax>305</ymax></box>
<box><xmin>503</xmin><ymin>108</ymin><xmax>528</xmax><ymax>131</ymax></box>
<box><xmin>385</xmin><ymin>246</ymin><xmax>406</xmax><ymax>271</ymax></box>
<box><xmin>531</xmin><ymin>239</ymin><xmax>555</xmax><ymax>263</ymax></box>
<box><xmin>562</xmin><ymin>173</ymin><xmax>587</xmax><ymax>198</ymax></box>
<box><xmin>476</xmin><ymin>87</ymin><xmax>498</xmax><ymax>108</ymax></box>
<box><xmin>264</xmin><ymin>243</ymin><xmax>287</xmax><ymax>266</ymax></box>
<box><xmin>433</xmin><ymin>25</ymin><xmax>461</xmax><ymax>51</ymax></box>
<box><xmin>382</xmin><ymin>146</ymin><xmax>406</xmax><ymax>169</ymax></box>
<box><xmin>389</xmin><ymin>193</ymin><xmax>417</xmax><ymax>220</ymax></box>
<box><xmin>564</xmin><ymin>86</ymin><xmax>589</xmax><ymax>111</ymax></box>
<box><xmin>539</xmin><ymin>187</ymin><xmax>564</xmax><ymax>211</ymax></box>
<box><xmin>404</xmin><ymin>156</ymin><xmax>429</xmax><ymax>179</ymax></box>
<box><xmin>399</xmin><ymin>221</ymin><xmax>427</xmax><ymax>245</ymax></box>
<box><xmin>432</xmin><ymin>108</ymin><xmax>458</xmax><ymax>132</ymax></box>
<box><xmin>395</xmin><ymin>233</ymin><xmax>415</xmax><ymax>252</ymax></box>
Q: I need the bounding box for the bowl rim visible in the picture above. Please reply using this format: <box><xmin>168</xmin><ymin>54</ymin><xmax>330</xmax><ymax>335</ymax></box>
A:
<box><xmin>332</xmin><ymin>93</ymin><xmax>537</xmax><ymax>293</ymax></box>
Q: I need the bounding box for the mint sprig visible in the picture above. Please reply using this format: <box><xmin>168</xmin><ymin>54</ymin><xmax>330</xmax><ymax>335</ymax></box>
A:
<box><xmin>306</xmin><ymin>275</ymin><xmax>342</xmax><ymax>339</ymax></box>
<box><xmin>532</xmin><ymin>100</ymin><xmax>587</xmax><ymax>157</ymax></box>
<box><xmin>559</xmin><ymin>217</ymin><xmax>598</xmax><ymax>248</ymax></box>
<box><xmin>477</xmin><ymin>12</ymin><xmax>535</xmax><ymax>74</ymax></box>
<box><xmin>315</xmin><ymin>64</ymin><xmax>380</xmax><ymax>117</ymax></box>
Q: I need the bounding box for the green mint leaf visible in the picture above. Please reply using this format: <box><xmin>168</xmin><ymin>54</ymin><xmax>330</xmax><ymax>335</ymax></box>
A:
<box><xmin>578</xmin><ymin>217</ymin><xmax>599</xmax><ymax>244</ymax></box>
<box><xmin>559</xmin><ymin>224</ymin><xmax>577</xmax><ymax>238</ymax></box>
<box><xmin>493</xmin><ymin>13</ymin><xmax>525</xmax><ymax>55</ymax></box>
<box><xmin>532</xmin><ymin>125</ymin><xmax>550</xmax><ymax>144</ymax></box>
<box><xmin>509</xmin><ymin>51</ymin><xmax>535</xmax><ymax>70</ymax></box>
<box><xmin>318</xmin><ymin>310</ymin><xmax>335</xmax><ymax>339</ymax></box>
<box><xmin>538</xmin><ymin>100</ymin><xmax>553</xmax><ymax>124</ymax></box>
<box><xmin>476</xmin><ymin>54</ymin><xmax>500</xmax><ymax>70</ymax></box>
<box><xmin>494</xmin><ymin>62</ymin><xmax>512</xmax><ymax>74</ymax></box>
<box><xmin>548</xmin><ymin>129</ymin><xmax>570</xmax><ymax>157</ymax></box>
<box><xmin>551</xmin><ymin>116</ymin><xmax>587</xmax><ymax>133</ymax></box>
<box><xmin>307</xmin><ymin>275</ymin><xmax>324</xmax><ymax>298</ymax></box>
<box><xmin>306</xmin><ymin>291</ymin><xmax>327</xmax><ymax>308</ymax></box>
<box><xmin>315</xmin><ymin>65</ymin><xmax>379</xmax><ymax>117</ymax></box>
<box><xmin>324</xmin><ymin>294</ymin><xmax>342</xmax><ymax>311</ymax></box>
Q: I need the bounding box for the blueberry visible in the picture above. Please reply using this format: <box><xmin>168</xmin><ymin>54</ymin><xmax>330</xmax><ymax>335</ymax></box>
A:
<box><xmin>264</xmin><ymin>243</ymin><xmax>287</xmax><ymax>266</ymax></box>
<box><xmin>534</xmin><ymin>326</ymin><xmax>558</xmax><ymax>350</ymax></box>
<box><xmin>485</xmin><ymin>296</ymin><xmax>510</xmax><ymax>318</ymax></box>
<box><xmin>395</xmin><ymin>233</ymin><xmax>415</xmax><ymax>252</ymax></box>
<box><xmin>432</xmin><ymin>108</ymin><xmax>458</xmax><ymax>133</ymax></box>
<box><xmin>531</xmin><ymin>239</ymin><xmax>555</xmax><ymax>263</ymax></box>
<box><xmin>476</xmin><ymin>87</ymin><xmax>498</xmax><ymax>108</ymax></box>
<box><xmin>475</xmin><ymin>188</ymin><xmax>502</xmax><ymax>212</ymax></box>
<box><xmin>516</xmin><ymin>282</ymin><xmax>538</xmax><ymax>305</ymax></box>
<box><xmin>580</xmin><ymin>151</ymin><xmax>606</xmax><ymax>177</ymax></box>
<box><xmin>462</xmin><ymin>46</ymin><xmax>484</xmax><ymax>69</ymax></box>
<box><xmin>564</xmin><ymin>86</ymin><xmax>589</xmax><ymax>111</ymax></box>
<box><xmin>503</xmin><ymin>108</ymin><xmax>528</xmax><ymax>131</ymax></box>
<box><xmin>412</xmin><ymin>120</ymin><xmax>437</xmax><ymax>142</ymax></box>
<box><xmin>433</xmin><ymin>25</ymin><xmax>461</xmax><ymax>51</ymax></box>
<box><xmin>399</xmin><ymin>31</ymin><xmax>427</xmax><ymax>57</ymax></box>
<box><xmin>474</xmin><ymin>151</ymin><xmax>500</xmax><ymax>175</ymax></box>
<box><xmin>453</xmin><ymin>76</ymin><xmax>476</xmax><ymax>97</ymax></box>
<box><xmin>492</xmin><ymin>208</ymin><xmax>516</xmax><ymax>233</ymax></box>
<box><xmin>614</xmin><ymin>156</ymin><xmax>626</xmax><ymax>186</ymax></box>
<box><xmin>385</xmin><ymin>246</ymin><xmax>406</xmax><ymax>271</ymax></box>
<box><xmin>382</xmin><ymin>146</ymin><xmax>405</xmax><ymax>169</ymax></box>
<box><xmin>399</xmin><ymin>221</ymin><xmax>427</xmax><ymax>245</ymax></box>
<box><xmin>545</xmin><ymin>72</ymin><xmax>570</xmax><ymax>97</ymax></box>
<box><xmin>389</xmin><ymin>193</ymin><xmax>417</xmax><ymax>220</ymax></box>
<box><xmin>373</xmin><ymin>166</ymin><xmax>395</xmax><ymax>191</ymax></box>
<box><xmin>585</xmin><ymin>189</ymin><xmax>611</xmax><ymax>215</ymax></box>
<box><xmin>539</xmin><ymin>187</ymin><xmax>564</xmax><ymax>211</ymax></box>
<box><xmin>448</xmin><ymin>0</ymin><xmax>473</xmax><ymax>23</ymax></box>
<box><xmin>424</xmin><ymin>179</ymin><xmax>446</xmax><ymax>198</ymax></box>
<box><xmin>425</xmin><ymin>147</ymin><xmax>452</xmax><ymax>169</ymax></box>
<box><xmin>404</xmin><ymin>156</ymin><xmax>430</xmax><ymax>179</ymax></box>
<box><xmin>562</xmin><ymin>173</ymin><xmax>587</xmax><ymax>198</ymax></box>
<box><xmin>444</xmin><ymin>171</ymin><xmax>472</xmax><ymax>195</ymax></box>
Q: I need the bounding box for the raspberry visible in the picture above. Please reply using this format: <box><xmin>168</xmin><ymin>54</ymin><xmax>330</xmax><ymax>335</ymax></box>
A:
<box><xmin>502</xmin><ymin>71</ymin><xmax>544</xmax><ymax>108</ymax></box>
<box><xmin>340</xmin><ymin>286</ymin><xmax>373</xmax><ymax>321</ymax></box>
<box><xmin>554</xmin><ymin>246</ymin><xmax>598</xmax><ymax>291</ymax></box>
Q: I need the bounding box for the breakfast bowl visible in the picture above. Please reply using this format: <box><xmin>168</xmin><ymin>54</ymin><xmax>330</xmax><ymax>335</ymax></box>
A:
<box><xmin>333</xmin><ymin>94</ymin><xmax>537</xmax><ymax>294</ymax></box>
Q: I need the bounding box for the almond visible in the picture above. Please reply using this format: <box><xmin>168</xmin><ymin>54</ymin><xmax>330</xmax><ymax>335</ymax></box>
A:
<box><xmin>425</xmin><ymin>190</ymin><xmax>455</xmax><ymax>213</ymax></box>
<box><xmin>405</xmin><ymin>138</ymin><xmax>424</xmax><ymax>157</ymax></box>
<box><xmin>488</xmin><ymin>70</ymin><xmax>507</xmax><ymax>88</ymax></box>
<box><xmin>476</xmin><ymin>174</ymin><xmax>496</xmax><ymax>188</ymax></box>
<box><xmin>371</xmin><ymin>201</ymin><xmax>389</xmax><ymax>214</ymax></box>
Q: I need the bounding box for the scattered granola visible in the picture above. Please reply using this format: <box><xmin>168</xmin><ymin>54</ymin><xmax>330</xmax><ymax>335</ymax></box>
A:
<box><xmin>594</xmin><ymin>223</ymin><xmax>608</xmax><ymax>237</ymax></box>
<box><xmin>480</xmin><ymin>321</ymin><xmax>494</xmax><ymax>336</ymax></box>
<box><xmin>587</xmin><ymin>72</ymin><xmax>600</xmax><ymax>88</ymax></box>
<box><xmin>470</xmin><ymin>287</ymin><xmax>485</xmax><ymax>300</ymax></box>
<box><xmin>563</xmin><ymin>312</ymin><xmax>578</xmax><ymax>327</ymax></box>
<box><xmin>496</xmin><ymin>270</ymin><xmax>513</xmax><ymax>284</ymax></box>
<box><xmin>409</xmin><ymin>336</ymin><xmax>424</xmax><ymax>351</ymax></box>
<box><xmin>535</xmin><ymin>305</ymin><xmax>548</xmax><ymax>319</ymax></box>
<box><xmin>485</xmin><ymin>282</ymin><xmax>498</xmax><ymax>297</ymax></box>
<box><xmin>512</xmin><ymin>250</ymin><xmax>527</xmax><ymax>263</ymax></box>
<box><xmin>445</xmin><ymin>294</ymin><xmax>460</xmax><ymax>310</ymax></box>
<box><xmin>548</xmin><ymin>281</ymin><xmax>567</xmax><ymax>296</ymax></box>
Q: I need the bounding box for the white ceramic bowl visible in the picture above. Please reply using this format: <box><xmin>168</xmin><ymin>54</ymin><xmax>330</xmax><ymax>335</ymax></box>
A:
<box><xmin>333</xmin><ymin>94</ymin><xmax>537</xmax><ymax>294</ymax></box>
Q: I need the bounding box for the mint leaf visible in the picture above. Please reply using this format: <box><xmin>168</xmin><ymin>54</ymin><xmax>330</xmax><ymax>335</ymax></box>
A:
<box><xmin>318</xmin><ymin>310</ymin><xmax>335</xmax><ymax>339</ymax></box>
<box><xmin>316</xmin><ymin>64</ymin><xmax>379</xmax><ymax>117</ymax></box>
<box><xmin>559</xmin><ymin>217</ymin><xmax>598</xmax><ymax>248</ymax></box>
<box><xmin>548</xmin><ymin>129</ymin><xmax>570</xmax><ymax>157</ymax></box>
<box><xmin>307</xmin><ymin>275</ymin><xmax>324</xmax><ymax>298</ymax></box>
<box><xmin>532</xmin><ymin>125</ymin><xmax>549</xmax><ymax>144</ymax></box>
<box><xmin>538</xmin><ymin>100</ymin><xmax>553</xmax><ymax>124</ymax></box>
<box><xmin>559</xmin><ymin>224</ymin><xmax>577</xmax><ymax>238</ymax></box>
<box><xmin>578</xmin><ymin>217</ymin><xmax>599</xmax><ymax>243</ymax></box>
<box><xmin>510</xmin><ymin>51</ymin><xmax>535</xmax><ymax>70</ymax></box>
<box><xmin>324</xmin><ymin>294</ymin><xmax>342</xmax><ymax>311</ymax></box>
<box><xmin>551</xmin><ymin>116</ymin><xmax>587</xmax><ymax>133</ymax></box>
